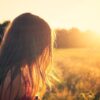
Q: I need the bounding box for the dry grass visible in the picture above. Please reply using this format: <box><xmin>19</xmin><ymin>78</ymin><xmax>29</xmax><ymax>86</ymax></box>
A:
<box><xmin>43</xmin><ymin>48</ymin><xmax>100</xmax><ymax>100</ymax></box>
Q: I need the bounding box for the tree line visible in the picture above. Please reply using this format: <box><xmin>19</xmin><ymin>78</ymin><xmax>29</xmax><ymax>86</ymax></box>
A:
<box><xmin>55</xmin><ymin>28</ymin><xmax>100</xmax><ymax>48</ymax></box>
<box><xmin>0</xmin><ymin>21</ymin><xmax>100</xmax><ymax>48</ymax></box>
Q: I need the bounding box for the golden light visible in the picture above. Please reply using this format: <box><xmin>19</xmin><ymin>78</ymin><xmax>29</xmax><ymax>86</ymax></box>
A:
<box><xmin>0</xmin><ymin>0</ymin><xmax>100</xmax><ymax>33</ymax></box>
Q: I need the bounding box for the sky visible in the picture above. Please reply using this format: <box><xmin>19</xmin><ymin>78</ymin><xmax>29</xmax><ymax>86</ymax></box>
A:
<box><xmin>0</xmin><ymin>0</ymin><xmax>100</xmax><ymax>33</ymax></box>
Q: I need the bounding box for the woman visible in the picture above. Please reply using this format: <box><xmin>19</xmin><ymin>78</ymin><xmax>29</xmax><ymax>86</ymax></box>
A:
<box><xmin>0</xmin><ymin>13</ymin><xmax>53</xmax><ymax>100</ymax></box>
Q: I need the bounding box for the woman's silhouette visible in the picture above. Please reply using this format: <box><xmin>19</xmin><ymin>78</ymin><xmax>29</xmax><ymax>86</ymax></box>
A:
<box><xmin>0</xmin><ymin>13</ymin><xmax>52</xmax><ymax>100</ymax></box>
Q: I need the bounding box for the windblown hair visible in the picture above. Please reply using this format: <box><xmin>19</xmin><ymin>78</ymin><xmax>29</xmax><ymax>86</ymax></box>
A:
<box><xmin>0</xmin><ymin>13</ymin><xmax>52</xmax><ymax>100</ymax></box>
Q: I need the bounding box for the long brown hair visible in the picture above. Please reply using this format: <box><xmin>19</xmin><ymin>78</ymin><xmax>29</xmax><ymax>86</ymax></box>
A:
<box><xmin>0</xmin><ymin>13</ymin><xmax>52</xmax><ymax>100</ymax></box>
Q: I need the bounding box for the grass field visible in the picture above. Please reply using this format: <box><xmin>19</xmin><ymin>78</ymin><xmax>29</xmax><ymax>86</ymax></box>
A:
<box><xmin>43</xmin><ymin>48</ymin><xmax>100</xmax><ymax>100</ymax></box>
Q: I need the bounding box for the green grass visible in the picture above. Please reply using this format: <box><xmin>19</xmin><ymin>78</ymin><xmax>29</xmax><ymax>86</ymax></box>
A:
<box><xmin>43</xmin><ymin>48</ymin><xmax>100</xmax><ymax>100</ymax></box>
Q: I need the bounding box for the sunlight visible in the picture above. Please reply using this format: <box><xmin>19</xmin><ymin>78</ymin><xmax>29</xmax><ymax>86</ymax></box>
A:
<box><xmin>95</xmin><ymin>32</ymin><xmax>100</xmax><ymax>36</ymax></box>
<box><xmin>0</xmin><ymin>0</ymin><xmax>100</xmax><ymax>33</ymax></box>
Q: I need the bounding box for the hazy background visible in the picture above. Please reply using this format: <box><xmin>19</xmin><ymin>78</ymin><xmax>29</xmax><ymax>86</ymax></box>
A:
<box><xmin>0</xmin><ymin>0</ymin><xmax>100</xmax><ymax>33</ymax></box>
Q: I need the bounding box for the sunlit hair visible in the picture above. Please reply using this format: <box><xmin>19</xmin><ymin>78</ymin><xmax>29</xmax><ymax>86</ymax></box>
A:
<box><xmin>0</xmin><ymin>13</ymin><xmax>53</xmax><ymax>100</ymax></box>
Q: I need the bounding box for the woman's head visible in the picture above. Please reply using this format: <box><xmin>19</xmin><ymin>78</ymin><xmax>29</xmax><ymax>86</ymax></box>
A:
<box><xmin>0</xmin><ymin>13</ymin><xmax>52</xmax><ymax>99</ymax></box>
<box><xmin>1</xmin><ymin>13</ymin><xmax>51</xmax><ymax>66</ymax></box>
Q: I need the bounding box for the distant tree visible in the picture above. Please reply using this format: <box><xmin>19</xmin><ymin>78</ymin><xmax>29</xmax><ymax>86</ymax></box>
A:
<box><xmin>55</xmin><ymin>29</ymin><xmax>69</xmax><ymax>48</ymax></box>
<box><xmin>69</xmin><ymin>27</ymin><xmax>81</xmax><ymax>47</ymax></box>
<box><xmin>55</xmin><ymin>28</ymin><xmax>83</xmax><ymax>48</ymax></box>
<box><xmin>54</xmin><ymin>27</ymin><xmax>98</xmax><ymax>48</ymax></box>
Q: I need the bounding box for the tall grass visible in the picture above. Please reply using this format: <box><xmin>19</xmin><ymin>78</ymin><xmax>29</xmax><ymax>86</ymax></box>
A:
<box><xmin>43</xmin><ymin>48</ymin><xmax>100</xmax><ymax>100</ymax></box>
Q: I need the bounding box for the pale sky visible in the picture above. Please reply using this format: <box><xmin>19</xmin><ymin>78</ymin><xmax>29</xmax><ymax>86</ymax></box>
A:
<box><xmin>0</xmin><ymin>0</ymin><xmax>100</xmax><ymax>33</ymax></box>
